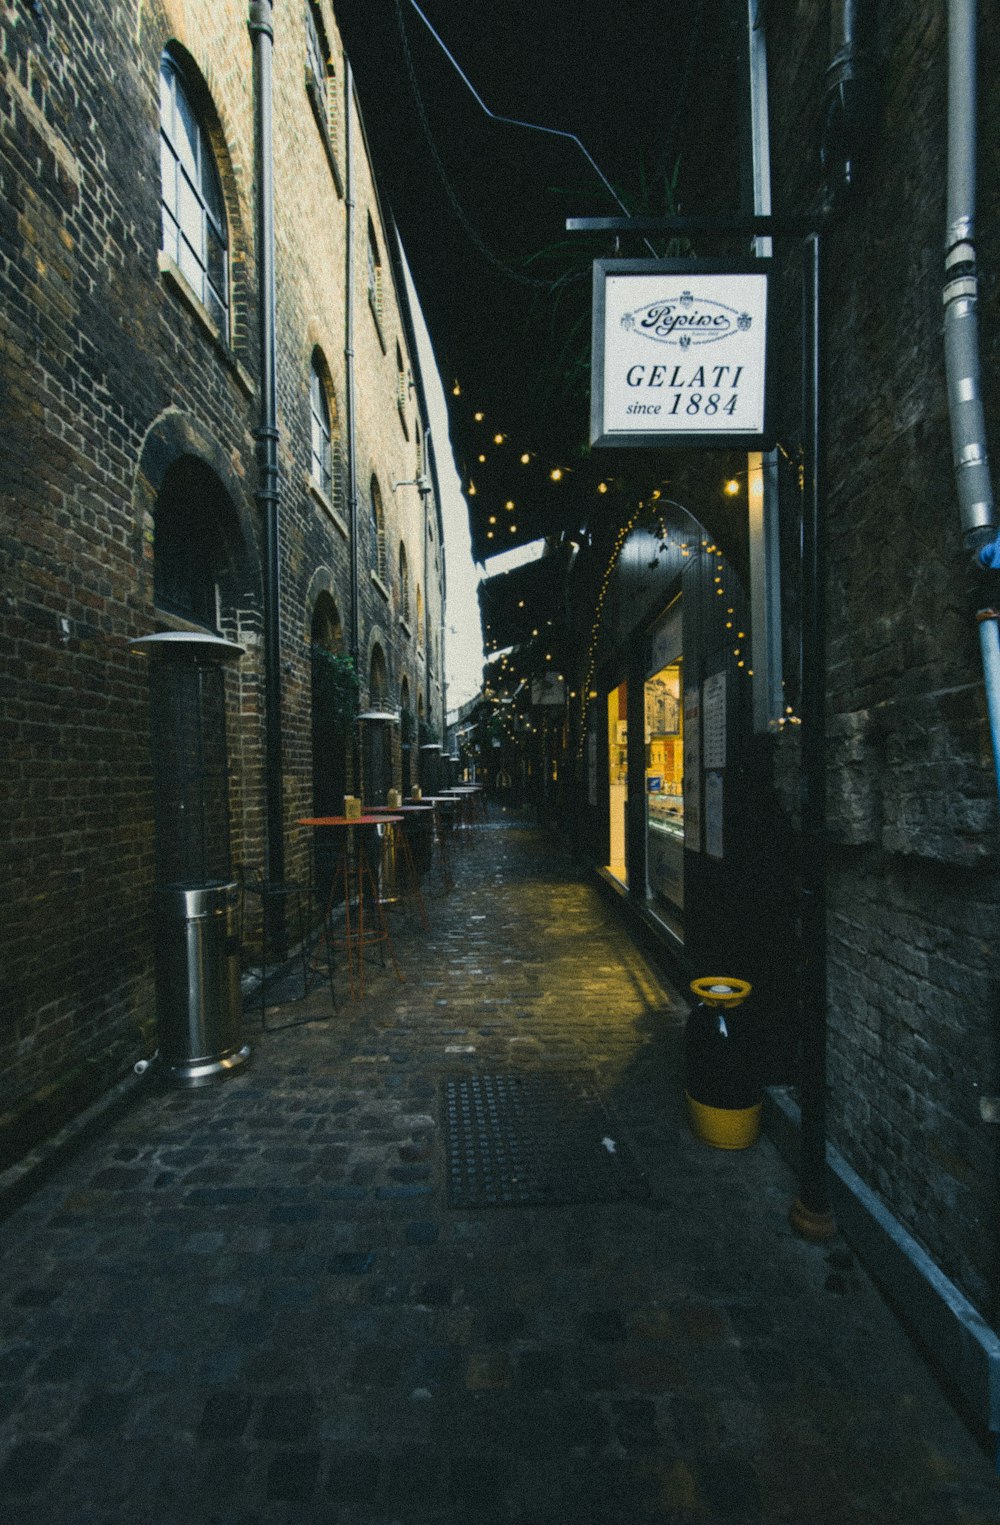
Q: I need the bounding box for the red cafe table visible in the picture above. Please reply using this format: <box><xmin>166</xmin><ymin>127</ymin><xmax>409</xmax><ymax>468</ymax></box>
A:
<box><xmin>296</xmin><ymin>815</ymin><xmax>404</xmax><ymax>999</ymax></box>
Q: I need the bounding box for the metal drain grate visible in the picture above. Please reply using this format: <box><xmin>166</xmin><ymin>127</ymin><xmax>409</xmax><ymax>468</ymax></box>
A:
<box><xmin>442</xmin><ymin>1072</ymin><xmax>649</xmax><ymax>1208</ymax></box>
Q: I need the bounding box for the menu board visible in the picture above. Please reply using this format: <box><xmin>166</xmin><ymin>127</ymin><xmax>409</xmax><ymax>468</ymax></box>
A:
<box><xmin>702</xmin><ymin>671</ymin><xmax>727</xmax><ymax>770</ymax></box>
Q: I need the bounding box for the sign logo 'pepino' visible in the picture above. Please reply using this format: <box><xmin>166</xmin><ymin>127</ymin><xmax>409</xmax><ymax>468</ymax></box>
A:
<box><xmin>622</xmin><ymin>290</ymin><xmax>753</xmax><ymax>349</ymax></box>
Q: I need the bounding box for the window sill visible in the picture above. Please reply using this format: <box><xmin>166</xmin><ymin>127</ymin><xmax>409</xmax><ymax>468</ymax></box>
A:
<box><xmin>399</xmin><ymin>616</ymin><xmax>412</xmax><ymax>638</ymax></box>
<box><xmin>370</xmin><ymin>570</ymin><xmax>390</xmax><ymax>602</ymax></box>
<box><xmin>305</xmin><ymin>76</ymin><xmax>344</xmax><ymax>199</ymax></box>
<box><xmin>306</xmin><ymin>475</ymin><xmax>349</xmax><ymax>539</ymax></box>
<box><xmin>158</xmin><ymin>252</ymin><xmax>254</xmax><ymax>398</ymax></box>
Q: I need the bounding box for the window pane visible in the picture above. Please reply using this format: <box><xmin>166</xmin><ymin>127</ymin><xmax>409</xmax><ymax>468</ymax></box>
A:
<box><xmin>306</xmin><ymin>6</ymin><xmax>327</xmax><ymax>91</ymax></box>
<box><xmin>172</xmin><ymin>78</ymin><xmax>200</xmax><ymax>178</ymax></box>
<box><xmin>160</xmin><ymin>135</ymin><xmax>177</xmax><ymax>216</ymax></box>
<box><xmin>201</xmin><ymin>152</ymin><xmax>226</xmax><ymax>233</ymax></box>
<box><xmin>206</xmin><ymin>227</ymin><xmax>227</xmax><ymax>306</ymax></box>
<box><xmin>178</xmin><ymin>234</ymin><xmax>203</xmax><ymax>296</ymax></box>
<box><xmin>205</xmin><ymin>283</ymin><xmax>226</xmax><ymax>332</ymax></box>
<box><xmin>177</xmin><ymin>168</ymin><xmax>203</xmax><ymax>262</ymax></box>
<box><xmin>159</xmin><ymin>62</ymin><xmax>174</xmax><ymax>135</ymax></box>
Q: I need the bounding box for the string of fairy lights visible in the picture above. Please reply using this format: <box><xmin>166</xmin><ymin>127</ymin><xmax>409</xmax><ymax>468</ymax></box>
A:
<box><xmin>450</xmin><ymin>380</ymin><xmax>610</xmax><ymax>548</ymax></box>
<box><xmin>450</xmin><ymin>380</ymin><xmax>804</xmax><ymax>755</ymax></box>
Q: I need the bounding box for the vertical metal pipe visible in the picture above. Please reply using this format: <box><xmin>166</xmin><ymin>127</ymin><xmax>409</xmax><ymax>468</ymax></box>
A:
<box><xmin>249</xmin><ymin>0</ymin><xmax>284</xmax><ymax>889</ymax></box>
<box><xmin>345</xmin><ymin>62</ymin><xmax>361</xmax><ymax>666</ymax></box>
<box><xmin>791</xmin><ymin>231</ymin><xmax>835</xmax><ymax>1240</ymax></box>
<box><xmin>944</xmin><ymin>0</ymin><xmax>995</xmax><ymax>550</ymax></box>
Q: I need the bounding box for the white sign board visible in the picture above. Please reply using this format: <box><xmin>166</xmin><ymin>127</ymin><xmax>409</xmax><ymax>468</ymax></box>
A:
<box><xmin>530</xmin><ymin>674</ymin><xmax>566</xmax><ymax>708</ymax></box>
<box><xmin>591</xmin><ymin>259</ymin><xmax>771</xmax><ymax>449</ymax></box>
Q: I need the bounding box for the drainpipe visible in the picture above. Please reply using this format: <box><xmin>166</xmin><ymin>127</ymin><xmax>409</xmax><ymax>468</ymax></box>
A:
<box><xmin>943</xmin><ymin>2</ymin><xmax>1000</xmax><ymax>798</ymax></box>
<box><xmin>821</xmin><ymin>1</ymin><xmax>863</xmax><ymax>205</ymax></box>
<box><xmin>345</xmin><ymin>61</ymin><xmax>361</xmax><ymax>667</ymax></box>
<box><xmin>248</xmin><ymin>0</ymin><xmax>284</xmax><ymax>888</ymax></box>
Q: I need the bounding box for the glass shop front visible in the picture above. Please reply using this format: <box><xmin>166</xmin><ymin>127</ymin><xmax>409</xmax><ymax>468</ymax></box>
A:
<box><xmin>644</xmin><ymin>597</ymin><xmax>684</xmax><ymax>925</ymax></box>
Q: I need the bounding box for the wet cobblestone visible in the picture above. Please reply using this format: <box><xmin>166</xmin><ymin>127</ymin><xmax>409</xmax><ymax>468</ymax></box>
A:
<box><xmin>0</xmin><ymin>815</ymin><xmax>997</xmax><ymax>1522</ymax></box>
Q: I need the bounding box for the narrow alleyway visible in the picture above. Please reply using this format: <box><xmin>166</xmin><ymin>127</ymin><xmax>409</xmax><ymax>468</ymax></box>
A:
<box><xmin>0</xmin><ymin>815</ymin><xmax>996</xmax><ymax>1524</ymax></box>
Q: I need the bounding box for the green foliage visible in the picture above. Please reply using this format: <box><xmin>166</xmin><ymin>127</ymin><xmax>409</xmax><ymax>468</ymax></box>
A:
<box><xmin>311</xmin><ymin>645</ymin><xmax>359</xmax><ymax>724</ymax></box>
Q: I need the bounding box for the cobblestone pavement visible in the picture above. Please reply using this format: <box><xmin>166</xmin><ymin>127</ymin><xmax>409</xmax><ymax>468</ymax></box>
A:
<box><xmin>1</xmin><ymin>814</ymin><xmax>998</xmax><ymax>1524</ymax></box>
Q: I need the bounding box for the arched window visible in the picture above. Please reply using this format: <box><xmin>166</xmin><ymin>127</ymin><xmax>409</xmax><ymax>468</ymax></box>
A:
<box><xmin>310</xmin><ymin>593</ymin><xmax>349</xmax><ymax>821</ymax></box>
<box><xmin>370</xmin><ymin>475</ymin><xmax>386</xmax><ymax>581</ymax></box>
<box><xmin>153</xmin><ymin>456</ymin><xmax>235</xmax><ymax>630</ymax></box>
<box><xmin>399</xmin><ymin>542</ymin><xmax>410</xmax><ymax>622</ymax></box>
<box><xmin>310</xmin><ymin>354</ymin><xmax>333</xmax><ymax>500</ymax></box>
<box><xmin>305</xmin><ymin>3</ymin><xmax>339</xmax><ymax>158</ymax></box>
<box><xmin>396</xmin><ymin>341</ymin><xmax>409</xmax><ymax>429</ymax></box>
<box><xmin>159</xmin><ymin>53</ymin><xmax>229</xmax><ymax>330</ymax></box>
<box><xmin>366</xmin><ymin>216</ymin><xmax>382</xmax><ymax>322</ymax></box>
<box><xmin>369</xmin><ymin>644</ymin><xmax>388</xmax><ymax>704</ymax></box>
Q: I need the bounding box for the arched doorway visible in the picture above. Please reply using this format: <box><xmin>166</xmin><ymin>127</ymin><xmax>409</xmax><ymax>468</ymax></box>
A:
<box><xmin>150</xmin><ymin>455</ymin><xmax>248</xmax><ymax>889</ymax></box>
<box><xmin>400</xmin><ymin>675</ymin><xmax>413</xmax><ymax>797</ymax></box>
<box><xmin>310</xmin><ymin>594</ymin><xmax>351</xmax><ymax>819</ymax></box>
<box><xmin>362</xmin><ymin>644</ymin><xmax>393</xmax><ymax>805</ymax></box>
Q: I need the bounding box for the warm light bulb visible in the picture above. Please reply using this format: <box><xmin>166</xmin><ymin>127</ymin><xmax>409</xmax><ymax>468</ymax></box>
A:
<box><xmin>550</xmin><ymin>468</ymin><xmax>563</xmax><ymax>482</ymax></box>
<box><xmin>724</xmin><ymin>480</ymin><xmax>740</xmax><ymax>496</ymax></box>
<box><xmin>468</xmin><ymin>481</ymin><xmax>476</xmax><ymax>496</ymax></box>
<box><xmin>493</xmin><ymin>434</ymin><xmax>505</xmax><ymax>445</ymax></box>
<box><xmin>520</xmin><ymin>453</ymin><xmax>531</xmax><ymax>465</ymax></box>
<box><xmin>452</xmin><ymin>382</ymin><xmax>461</xmax><ymax>396</ymax></box>
<box><xmin>478</xmin><ymin>454</ymin><xmax>486</xmax><ymax>463</ymax></box>
<box><xmin>474</xmin><ymin>411</ymin><xmax>484</xmax><ymax>422</ymax></box>
<box><xmin>505</xmin><ymin>501</ymin><xmax>515</xmax><ymax>510</ymax></box>
<box><xmin>597</xmin><ymin>482</ymin><xmax>608</xmax><ymax>494</ymax></box>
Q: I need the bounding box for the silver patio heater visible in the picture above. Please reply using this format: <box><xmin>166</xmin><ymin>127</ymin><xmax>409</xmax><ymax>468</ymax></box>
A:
<box><xmin>132</xmin><ymin>632</ymin><xmax>250</xmax><ymax>1086</ymax></box>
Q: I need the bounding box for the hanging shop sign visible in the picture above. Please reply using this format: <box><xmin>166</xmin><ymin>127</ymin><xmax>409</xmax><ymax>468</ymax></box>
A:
<box><xmin>530</xmin><ymin>673</ymin><xmax>566</xmax><ymax>707</ymax></box>
<box><xmin>590</xmin><ymin>259</ymin><xmax>772</xmax><ymax>449</ymax></box>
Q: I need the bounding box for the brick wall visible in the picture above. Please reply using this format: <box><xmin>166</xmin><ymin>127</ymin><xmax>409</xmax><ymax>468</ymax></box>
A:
<box><xmin>0</xmin><ymin>0</ymin><xmax>448</xmax><ymax>1163</ymax></box>
<box><xmin>766</xmin><ymin>0</ymin><xmax>1000</xmax><ymax>1311</ymax></box>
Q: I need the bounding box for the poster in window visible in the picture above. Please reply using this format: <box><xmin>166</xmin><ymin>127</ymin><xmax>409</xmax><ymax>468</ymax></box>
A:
<box><xmin>683</xmin><ymin>687</ymin><xmax>701</xmax><ymax>851</ymax></box>
<box><xmin>702</xmin><ymin>671</ymin><xmax>727</xmax><ymax>770</ymax></box>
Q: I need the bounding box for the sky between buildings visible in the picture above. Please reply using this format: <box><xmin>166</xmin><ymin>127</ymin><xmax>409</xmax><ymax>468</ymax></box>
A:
<box><xmin>401</xmin><ymin>248</ymin><xmax>484</xmax><ymax>712</ymax></box>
